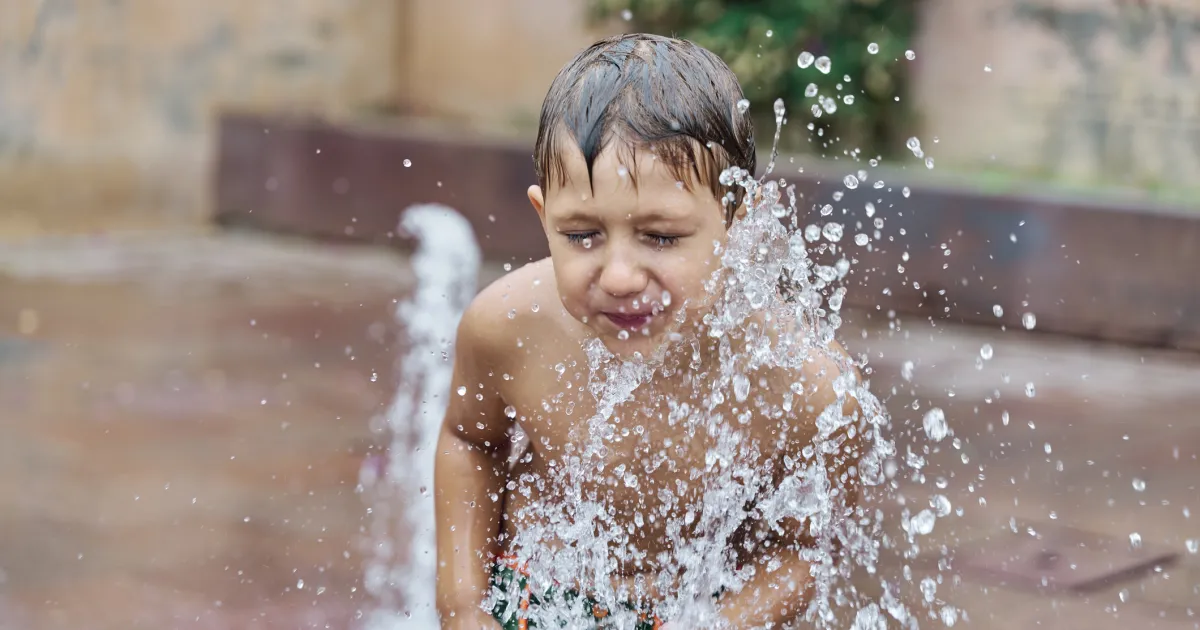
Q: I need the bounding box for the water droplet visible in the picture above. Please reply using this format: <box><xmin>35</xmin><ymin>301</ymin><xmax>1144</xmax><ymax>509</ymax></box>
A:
<box><xmin>1025</xmin><ymin>382</ymin><xmax>1036</xmax><ymax>398</ymax></box>
<box><xmin>902</xmin><ymin>186</ymin><xmax>911</xmax><ymax>198</ymax></box>
<box><xmin>844</xmin><ymin>174</ymin><xmax>860</xmax><ymax>189</ymax></box>
<box><xmin>980</xmin><ymin>344</ymin><xmax>993</xmax><ymax>360</ymax></box>
<box><xmin>797</xmin><ymin>51</ymin><xmax>815</xmax><ymax>68</ymax></box>
<box><xmin>1001</xmin><ymin>410</ymin><xmax>1010</xmax><ymax>426</ymax></box>
<box><xmin>842</xmin><ymin>94</ymin><xmax>855</xmax><ymax>105</ymax></box>
<box><xmin>621</xmin><ymin>8</ymin><xmax>632</xmax><ymax>20</ymax></box>
<box><xmin>940</xmin><ymin>606</ymin><xmax>959</xmax><ymax>627</ymax></box>
<box><xmin>1186</xmin><ymin>539</ymin><xmax>1198</xmax><ymax>554</ymax></box>
<box><xmin>1132</xmin><ymin>478</ymin><xmax>1146</xmax><ymax>492</ymax></box>
<box><xmin>402</xmin><ymin>159</ymin><xmax>412</xmax><ymax>167</ymax></box>
<box><xmin>369</xmin><ymin>371</ymin><xmax>379</xmax><ymax>382</ymax></box>
<box><xmin>507</xmin><ymin>309</ymin><xmax>516</xmax><ymax>320</ymax></box>
<box><xmin>804</xmin><ymin>83</ymin><xmax>818</xmax><ymax>98</ymax></box>
<box><xmin>503</xmin><ymin>263</ymin><xmax>512</xmax><ymax>271</ymax></box>
<box><xmin>773</xmin><ymin>98</ymin><xmax>786</xmax><ymax>120</ymax></box>
<box><xmin>854</xmin><ymin>234</ymin><xmax>869</xmax><ymax>246</ymax></box>
<box><xmin>531</xmin><ymin>303</ymin><xmax>540</xmax><ymax>313</ymax></box>
<box><xmin>822</xmin><ymin>222</ymin><xmax>844</xmax><ymax>242</ymax></box>
<box><xmin>814</xmin><ymin>56</ymin><xmax>831</xmax><ymax>74</ymax></box>
<box><xmin>733</xmin><ymin>373</ymin><xmax>751</xmax><ymax>402</ymax></box>
<box><xmin>906</xmin><ymin>137</ymin><xmax>922</xmax><ymax>153</ymax></box>
<box><xmin>905</xmin><ymin>50</ymin><xmax>916</xmax><ymax>60</ymax></box>
<box><xmin>984</xmin><ymin>64</ymin><xmax>993</xmax><ymax>72</ymax></box>
<box><xmin>910</xmin><ymin>509</ymin><xmax>936</xmax><ymax>535</ymax></box>
<box><xmin>923</xmin><ymin>407</ymin><xmax>948</xmax><ymax>441</ymax></box>
<box><xmin>661</xmin><ymin>291</ymin><xmax>672</xmax><ymax>307</ymax></box>
<box><xmin>865</xmin><ymin>202</ymin><xmax>876</xmax><ymax>217</ymax></box>
<box><xmin>867</xmin><ymin>42</ymin><xmax>879</xmax><ymax>54</ymax></box>
<box><xmin>925</xmin><ymin>157</ymin><xmax>935</xmax><ymax>169</ymax></box>
<box><xmin>456</xmin><ymin>386</ymin><xmax>467</xmax><ymax>396</ymax></box>
<box><xmin>901</xmin><ymin>360</ymin><xmax>914</xmax><ymax>381</ymax></box>
<box><xmin>1129</xmin><ymin>532</ymin><xmax>1143</xmax><ymax>549</ymax></box>
<box><xmin>1022</xmin><ymin>312</ymin><xmax>1037</xmax><ymax>330</ymax></box>
<box><xmin>297</xmin><ymin>579</ymin><xmax>305</xmax><ymax>589</ymax></box>
<box><xmin>736</xmin><ymin>98</ymin><xmax>750</xmax><ymax>114</ymax></box>
<box><xmin>504</xmin><ymin>405</ymin><xmax>517</xmax><ymax>419</ymax></box>
<box><xmin>931</xmin><ymin>494</ymin><xmax>952</xmax><ymax>517</ymax></box>
<box><xmin>993</xmin><ymin>304</ymin><xmax>1004</xmax><ymax>317</ymax></box>
<box><xmin>617</xmin><ymin>329</ymin><xmax>630</xmax><ymax>341</ymax></box>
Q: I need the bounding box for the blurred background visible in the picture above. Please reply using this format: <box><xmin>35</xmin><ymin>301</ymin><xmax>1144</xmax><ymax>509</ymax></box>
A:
<box><xmin>1</xmin><ymin>0</ymin><xmax>1198</xmax><ymax>628</ymax></box>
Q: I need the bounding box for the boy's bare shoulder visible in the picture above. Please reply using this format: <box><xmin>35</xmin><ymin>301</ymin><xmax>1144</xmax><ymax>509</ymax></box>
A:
<box><xmin>458</xmin><ymin>258</ymin><xmax>561</xmax><ymax>360</ymax></box>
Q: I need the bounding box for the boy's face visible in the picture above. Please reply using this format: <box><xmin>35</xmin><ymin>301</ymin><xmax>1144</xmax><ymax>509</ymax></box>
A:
<box><xmin>529</xmin><ymin>143</ymin><xmax>729</xmax><ymax>357</ymax></box>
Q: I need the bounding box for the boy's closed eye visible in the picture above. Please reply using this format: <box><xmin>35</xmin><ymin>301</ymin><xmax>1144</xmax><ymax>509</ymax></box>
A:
<box><xmin>562</xmin><ymin>232</ymin><xmax>682</xmax><ymax>248</ymax></box>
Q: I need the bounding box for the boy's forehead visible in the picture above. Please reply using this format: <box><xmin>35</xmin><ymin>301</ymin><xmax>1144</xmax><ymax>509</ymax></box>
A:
<box><xmin>548</xmin><ymin>141</ymin><xmax>702</xmax><ymax>197</ymax></box>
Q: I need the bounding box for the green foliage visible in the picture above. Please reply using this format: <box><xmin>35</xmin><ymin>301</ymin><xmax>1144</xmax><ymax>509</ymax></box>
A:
<box><xmin>588</xmin><ymin>0</ymin><xmax>921</xmax><ymax>161</ymax></box>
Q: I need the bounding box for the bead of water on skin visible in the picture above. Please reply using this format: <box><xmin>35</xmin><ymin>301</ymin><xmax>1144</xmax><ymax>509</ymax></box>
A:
<box><xmin>867</xmin><ymin>42</ymin><xmax>879</xmax><ymax>54</ymax></box>
<box><xmin>814</xmin><ymin>56</ymin><xmax>831</xmax><ymax>74</ymax></box>
<box><xmin>1022</xmin><ymin>312</ymin><xmax>1037</xmax><ymax>330</ymax></box>
<box><xmin>980</xmin><ymin>344</ymin><xmax>993</xmax><ymax>360</ymax></box>
<box><xmin>993</xmin><ymin>304</ymin><xmax>1004</xmax><ymax>317</ymax></box>
<box><xmin>504</xmin><ymin>405</ymin><xmax>517</xmax><ymax>419</ymax></box>
<box><xmin>1002</xmin><ymin>410</ymin><xmax>1010</xmax><ymax>425</ymax></box>
<box><xmin>531</xmin><ymin>303</ymin><xmax>539</xmax><ymax>313</ymax></box>
<box><xmin>456</xmin><ymin>386</ymin><xmax>466</xmax><ymax>396</ymax></box>
<box><xmin>924</xmin><ymin>407</ymin><xmax>948</xmax><ymax>441</ymax></box>
<box><xmin>1025</xmin><ymin>382</ymin><xmax>1036</xmax><ymax>397</ymax></box>
<box><xmin>1132</xmin><ymin>478</ymin><xmax>1146</xmax><ymax>492</ymax></box>
<box><xmin>854</xmin><ymin>233</ymin><xmax>869</xmax><ymax>247</ymax></box>
<box><xmin>1187</xmin><ymin>539</ymin><xmax>1198</xmax><ymax>554</ymax></box>
<box><xmin>1130</xmin><ymin>532</ymin><xmax>1143</xmax><ymax>549</ymax></box>
<box><xmin>797</xmin><ymin>51</ymin><xmax>815</xmax><ymax>68</ymax></box>
<box><xmin>617</xmin><ymin>330</ymin><xmax>629</xmax><ymax>341</ymax></box>
<box><xmin>905</xmin><ymin>49</ymin><xmax>916</xmax><ymax>60</ymax></box>
<box><xmin>736</xmin><ymin>98</ymin><xmax>750</xmax><ymax>114</ymax></box>
<box><xmin>661</xmin><ymin>291</ymin><xmax>672</xmax><ymax>307</ymax></box>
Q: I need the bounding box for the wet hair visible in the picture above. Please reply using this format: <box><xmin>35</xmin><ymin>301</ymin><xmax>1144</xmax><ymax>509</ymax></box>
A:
<box><xmin>533</xmin><ymin>33</ymin><xmax>756</xmax><ymax>224</ymax></box>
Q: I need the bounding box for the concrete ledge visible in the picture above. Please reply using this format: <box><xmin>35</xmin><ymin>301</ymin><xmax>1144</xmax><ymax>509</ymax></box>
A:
<box><xmin>213</xmin><ymin>113</ymin><xmax>1200</xmax><ymax>351</ymax></box>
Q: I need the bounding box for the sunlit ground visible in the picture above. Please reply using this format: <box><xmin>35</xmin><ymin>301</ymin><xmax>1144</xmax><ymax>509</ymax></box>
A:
<box><xmin>0</xmin><ymin>232</ymin><xmax>1196</xmax><ymax>629</ymax></box>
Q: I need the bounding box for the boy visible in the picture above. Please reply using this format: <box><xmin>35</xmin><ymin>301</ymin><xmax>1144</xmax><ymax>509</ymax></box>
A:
<box><xmin>435</xmin><ymin>34</ymin><xmax>863</xmax><ymax>629</ymax></box>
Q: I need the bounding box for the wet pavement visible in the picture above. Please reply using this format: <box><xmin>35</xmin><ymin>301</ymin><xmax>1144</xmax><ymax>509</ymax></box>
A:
<box><xmin>0</xmin><ymin>232</ymin><xmax>1197</xmax><ymax>629</ymax></box>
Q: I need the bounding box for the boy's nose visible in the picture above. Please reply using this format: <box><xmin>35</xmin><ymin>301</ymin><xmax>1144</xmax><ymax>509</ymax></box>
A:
<box><xmin>597</xmin><ymin>252</ymin><xmax>648</xmax><ymax>298</ymax></box>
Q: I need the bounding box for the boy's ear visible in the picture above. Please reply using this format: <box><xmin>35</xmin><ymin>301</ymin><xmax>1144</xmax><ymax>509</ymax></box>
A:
<box><xmin>528</xmin><ymin>185</ymin><xmax>546</xmax><ymax>224</ymax></box>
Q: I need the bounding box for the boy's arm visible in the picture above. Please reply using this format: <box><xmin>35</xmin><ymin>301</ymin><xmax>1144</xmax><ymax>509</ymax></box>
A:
<box><xmin>714</xmin><ymin>348</ymin><xmax>865</xmax><ymax>628</ymax></box>
<box><xmin>435</xmin><ymin>303</ymin><xmax>512</xmax><ymax>627</ymax></box>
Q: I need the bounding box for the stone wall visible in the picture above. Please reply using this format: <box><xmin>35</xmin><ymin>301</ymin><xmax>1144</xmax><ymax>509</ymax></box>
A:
<box><xmin>913</xmin><ymin>0</ymin><xmax>1200</xmax><ymax>190</ymax></box>
<box><xmin>0</xmin><ymin>0</ymin><xmax>401</xmax><ymax>236</ymax></box>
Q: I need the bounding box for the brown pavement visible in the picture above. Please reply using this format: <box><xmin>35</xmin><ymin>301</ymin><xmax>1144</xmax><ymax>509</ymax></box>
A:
<box><xmin>0</xmin><ymin>232</ymin><xmax>1197</xmax><ymax>628</ymax></box>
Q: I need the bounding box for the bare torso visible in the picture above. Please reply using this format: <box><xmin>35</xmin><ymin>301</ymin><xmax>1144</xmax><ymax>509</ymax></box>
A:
<box><xmin>481</xmin><ymin>260</ymin><xmax>825</xmax><ymax>579</ymax></box>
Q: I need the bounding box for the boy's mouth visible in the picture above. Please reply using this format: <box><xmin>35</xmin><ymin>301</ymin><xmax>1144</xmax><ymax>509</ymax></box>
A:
<box><xmin>602</xmin><ymin>311</ymin><xmax>654</xmax><ymax>331</ymax></box>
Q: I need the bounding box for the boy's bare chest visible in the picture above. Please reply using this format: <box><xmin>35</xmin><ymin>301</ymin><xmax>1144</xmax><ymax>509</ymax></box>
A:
<box><xmin>498</xmin><ymin>349</ymin><xmax>809</xmax><ymax>556</ymax></box>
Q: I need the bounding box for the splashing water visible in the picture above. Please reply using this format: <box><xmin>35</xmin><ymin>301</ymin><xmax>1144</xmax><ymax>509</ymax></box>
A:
<box><xmin>362</xmin><ymin>204</ymin><xmax>480</xmax><ymax>628</ymax></box>
<box><xmin>480</xmin><ymin>103</ymin><xmax>959</xmax><ymax>628</ymax></box>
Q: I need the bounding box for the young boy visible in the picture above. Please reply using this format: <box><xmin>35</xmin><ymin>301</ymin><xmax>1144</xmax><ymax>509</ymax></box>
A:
<box><xmin>435</xmin><ymin>33</ymin><xmax>862</xmax><ymax>629</ymax></box>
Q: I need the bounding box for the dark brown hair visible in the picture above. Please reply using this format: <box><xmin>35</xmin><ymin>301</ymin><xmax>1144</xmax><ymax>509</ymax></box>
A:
<box><xmin>533</xmin><ymin>33</ymin><xmax>756</xmax><ymax>223</ymax></box>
